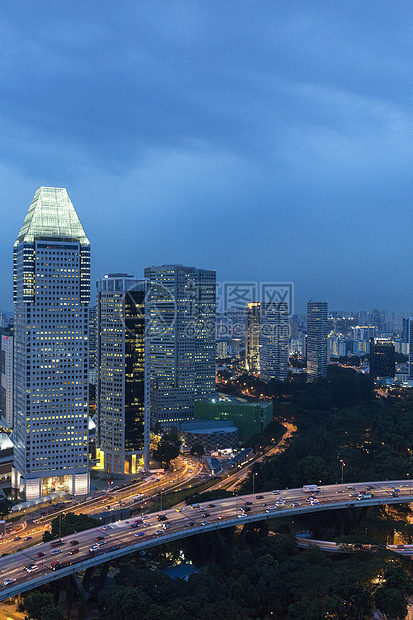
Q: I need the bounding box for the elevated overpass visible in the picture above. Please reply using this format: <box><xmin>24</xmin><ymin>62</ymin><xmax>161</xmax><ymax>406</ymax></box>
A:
<box><xmin>0</xmin><ymin>478</ymin><xmax>411</xmax><ymax>601</ymax></box>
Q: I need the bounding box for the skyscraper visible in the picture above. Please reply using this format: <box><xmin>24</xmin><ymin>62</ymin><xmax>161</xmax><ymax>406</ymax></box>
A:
<box><xmin>245</xmin><ymin>302</ymin><xmax>260</xmax><ymax>375</ymax></box>
<box><xmin>307</xmin><ymin>301</ymin><xmax>328</xmax><ymax>381</ymax></box>
<box><xmin>259</xmin><ymin>302</ymin><xmax>289</xmax><ymax>382</ymax></box>
<box><xmin>96</xmin><ymin>274</ymin><xmax>150</xmax><ymax>474</ymax></box>
<box><xmin>13</xmin><ymin>187</ymin><xmax>90</xmax><ymax>500</ymax></box>
<box><xmin>144</xmin><ymin>265</ymin><xmax>216</xmax><ymax>430</ymax></box>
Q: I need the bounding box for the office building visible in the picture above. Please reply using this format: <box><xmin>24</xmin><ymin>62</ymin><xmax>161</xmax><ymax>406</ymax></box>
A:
<box><xmin>144</xmin><ymin>265</ymin><xmax>216</xmax><ymax>430</ymax></box>
<box><xmin>259</xmin><ymin>302</ymin><xmax>289</xmax><ymax>382</ymax></box>
<box><xmin>194</xmin><ymin>398</ymin><xmax>273</xmax><ymax>443</ymax></box>
<box><xmin>96</xmin><ymin>274</ymin><xmax>150</xmax><ymax>474</ymax></box>
<box><xmin>12</xmin><ymin>187</ymin><xmax>90</xmax><ymax>500</ymax></box>
<box><xmin>0</xmin><ymin>326</ymin><xmax>13</xmax><ymax>430</ymax></box>
<box><xmin>307</xmin><ymin>301</ymin><xmax>328</xmax><ymax>381</ymax></box>
<box><xmin>370</xmin><ymin>338</ymin><xmax>395</xmax><ymax>380</ymax></box>
<box><xmin>245</xmin><ymin>302</ymin><xmax>260</xmax><ymax>375</ymax></box>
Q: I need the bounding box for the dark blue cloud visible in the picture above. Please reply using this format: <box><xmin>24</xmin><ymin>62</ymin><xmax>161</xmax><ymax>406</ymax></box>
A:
<box><xmin>1</xmin><ymin>1</ymin><xmax>413</xmax><ymax>313</ymax></box>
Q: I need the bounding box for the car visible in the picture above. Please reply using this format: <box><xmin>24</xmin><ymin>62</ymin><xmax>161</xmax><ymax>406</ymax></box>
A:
<box><xmin>68</xmin><ymin>548</ymin><xmax>79</xmax><ymax>555</ymax></box>
<box><xmin>291</xmin><ymin>502</ymin><xmax>300</xmax><ymax>507</ymax></box>
<box><xmin>90</xmin><ymin>545</ymin><xmax>100</xmax><ymax>551</ymax></box>
<box><xmin>394</xmin><ymin>488</ymin><xmax>401</xmax><ymax>493</ymax></box>
<box><xmin>272</xmin><ymin>490</ymin><xmax>280</xmax><ymax>495</ymax></box>
<box><xmin>349</xmin><ymin>493</ymin><xmax>359</xmax><ymax>497</ymax></box>
<box><xmin>4</xmin><ymin>578</ymin><xmax>16</xmax><ymax>586</ymax></box>
<box><xmin>207</xmin><ymin>504</ymin><xmax>216</xmax><ymax>508</ymax></box>
<box><xmin>70</xmin><ymin>540</ymin><xmax>79</xmax><ymax>546</ymax></box>
<box><xmin>346</xmin><ymin>486</ymin><xmax>355</xmax><ymax>490</ymax></box>
<box><xmin>14</xmin><ymin>536</ymin><xmax>21</xmax><ymax>541</ymax></box>
<box><xmin>202</xmin><ymin>512</ymin><xmax>210</xmax><ymax>518</ymax></box>
<box><xmin>187</xmin><ymin>521</ymin><xmax>196</xmax><ymax>527</ymax></box>
<box><xmin>218</xmin><ymin>515</ymin><xmax>226</xmax><ymax>520</ymax></box>
<box><xmin>366</xmin><ymin>485</ymin><xmax>375</xmax><ymax>490</ymax></box>
<box><xmin>176</xmin><ymin>507</ymin><xmax>184</xmax><ymax>512</ymax></box>
<box><xmin>162</xmin><ymin>523</ymin><xmax>171</xmax><ymax>529</ymax></box>
<box><xmin>129</xmin><ymin>523</ymin><xmax>139</xmax><ymax>529</ymax></box>
<box><xmin>157</xmin><ymin>515</ymin><xmax>167</xmax><ymax>521</ymax></box>
<box><xmin>201</xmin><ymin>521</ymin><xmax>210</xmax><ymax>525</ymax></box>
<box><xmin>242</xmin><ymin>506</ymin><xmax>251</xmax><ymax>512</ymax></box>
<box><xmin>256</xmin><ymin>495</ymin><xmax>264</xmax><ymax>499</ymax></box>
<box><xmin>102</xmin><ymin>525</ymin><xmax>113</xmax><ymax>530</ymax></box>
<box><xmin>24</xmin><ymin>536</ymin><xmax>32</xmax><ymax>540</ymax></box>
<box><xmin>95</xmin><ymin>536</ymin><xmax>105</xmax><ymax>541</ymax></box>
<box><xmin>110</xmin><ymin>545</ymin><xmax>121</xmax><ymax>551</ymax></box>
<box><xmin>245</xmin><ymin>501</ymin><xmax>253</xmax><ymax>506</ymax></box>
<box><xmin>155</xmin><ymin>530</ymin><xmax>164</xmax><ymax>535</ymax></box>
<box><xmin>238</xmin><ymin>513</ymin><xmax>247</xmax><ymax>517</ymax></box>
<box><xmin>142</xmin><ymin>515</ymin><xmax>150</xmax><ymax>520</ymax></box>
<box><xmin>25</xmin><ymin>565</ymin><xmax>39</xmax><ymax>572</ymax></box>
<box><xmin>135</xmin><ymin>531</ymin><xmax>145</xmax><ymax>537</ymax></box>
<box><xmin>51</xmin><ymin>549</ymin><xmax>62</xmax><ymax>555</ymax></box>
<box><xmin>36</xmin><ymin>551</ymin><xmax>46</xmax><ymax>558</ymax></box>
<box><xmin>336</xmin><ymin>490</ymin><xmax>344</xmax><ymax>494</ymax></box>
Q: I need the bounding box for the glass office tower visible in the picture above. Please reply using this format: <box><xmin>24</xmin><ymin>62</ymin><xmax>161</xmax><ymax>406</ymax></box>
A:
<box><xmin>12</xmin><ymin>187</ymin><xmax>90</xmax><ymax>500</ymax></box>
<box><xmin>96</xmin><ymin>274</ymin><xmax>150</xmax><ymax>474</ymax></box>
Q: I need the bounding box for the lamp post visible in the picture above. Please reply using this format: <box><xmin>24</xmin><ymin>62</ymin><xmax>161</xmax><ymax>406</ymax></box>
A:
<box><xmin>252</xmin><ymin>472</ymin><xmax>257</xmax><ymax>495</ymax></box>
<box><xmin>340</xmin><ymin>460</ymin><xmax>345</xmax><ymax>485</ymax></box>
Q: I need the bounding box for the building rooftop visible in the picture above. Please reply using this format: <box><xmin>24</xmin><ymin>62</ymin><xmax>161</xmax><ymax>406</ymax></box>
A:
<box><xmin>16</xmin><ymin>187</ymin><xmax>89</xmax><ymax>245</ymax></box>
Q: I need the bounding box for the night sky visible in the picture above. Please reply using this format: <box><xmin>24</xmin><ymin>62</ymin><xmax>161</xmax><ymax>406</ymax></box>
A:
<box><xmin>1</xmin><ymin>1</ymin><xmax>412</xmax><ymax>314</ymax></box>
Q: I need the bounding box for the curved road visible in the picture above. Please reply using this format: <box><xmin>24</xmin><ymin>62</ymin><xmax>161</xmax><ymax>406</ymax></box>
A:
<box><xmin>0</xmin><ymin>478</ymin><xmax>411</xmax><ymax>601</ymax></box>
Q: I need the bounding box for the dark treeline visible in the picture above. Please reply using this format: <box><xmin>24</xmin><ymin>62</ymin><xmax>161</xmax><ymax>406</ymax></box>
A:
<box><xmin>95</xmin><ymin>528</ymin><xmax>413</xmax><ymax>620</ymax></box>
<box><xmin>242</xmin><ymin>366</ymin><xmax>413</xmax><ymax>493</ymax></box>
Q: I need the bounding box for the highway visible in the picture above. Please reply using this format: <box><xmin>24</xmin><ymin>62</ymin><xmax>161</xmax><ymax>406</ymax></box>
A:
<box><xmin>0</xmin><ymin>478</ymin><xmax>412</xmax><ymax>601</ymax></box>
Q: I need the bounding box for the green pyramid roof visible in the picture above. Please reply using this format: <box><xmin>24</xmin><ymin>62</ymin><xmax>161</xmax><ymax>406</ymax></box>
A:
<box><xmin>16</xmin><ymin>187</ymin><xmax>89</xmax><ymax>245</ymax></box>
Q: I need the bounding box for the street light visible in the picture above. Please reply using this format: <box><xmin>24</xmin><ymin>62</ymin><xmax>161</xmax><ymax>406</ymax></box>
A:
<box><xmin>340</xmin><ymin>460</ymin><xmax>345</xmax><ymax>485</ymax></box>
<box><xmin>252</xmin><ymin>472</ymin><xmax>257</xmax><ymax>495</ymax></box>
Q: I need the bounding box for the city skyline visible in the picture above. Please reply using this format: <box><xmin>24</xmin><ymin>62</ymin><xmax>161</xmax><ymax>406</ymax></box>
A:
<box><xmin>1</xmin><ymin>3</ymin><xmax>413</xmax><ymax>312</ymax></box>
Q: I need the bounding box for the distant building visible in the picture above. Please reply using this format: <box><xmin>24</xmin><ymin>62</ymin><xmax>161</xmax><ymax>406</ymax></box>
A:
<box><xmin>370</xmin><ymin>338</ymin><xmax>395</xmax><ymax>380</ymax></box>
<box><xmin>259</xmin><ymin>302</ymin><xmax>289</xmax><ymax>382</ymax></box>
<box><xmin>0</xmin><ymin>326</ymin><xmax>13</xmax><ymax>430</ymax></box>
<box><xmin>245</xmin><ymin>302</ymin><xmax>260</xmax><ymax>375</ymax></box>
<box><xmin>408</xmin><ymin>318</ymin><xmax>413</xmax><ymax>380</ymax></box>
<box><xmin>307</xmin><ymin>301</ymin><xmax>328</xmax><ymax>381</ymax></box>
<box><xmin>144</xmin><ymin>265</ymin><xmax>216</xmax><ymax>430</ymax></box>
<box><xmin>194</xmin><ymin>398</ymin><xmax>273</xmax><ymax>443</ymax></box>
<box><xmin>96</xmin><ymin>274</ymin><xmax>150</xmax><ymax>474</ymax></box>
<box><xmin>216</xmin><ymin>341</ymin><xmax>229</xmax><ymax>358</ymax></box>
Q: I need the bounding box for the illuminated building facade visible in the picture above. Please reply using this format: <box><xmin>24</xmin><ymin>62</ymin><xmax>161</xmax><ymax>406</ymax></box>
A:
<box><xmin>144</xmin><ymin>265</ymin><xmax>216</xmax><ymax>430</ymax></box>
<box><xmin>307</xmin><ymin>301</ymin><xmax>328</xmax><ymax>381</ymax></box>
<box><xmin>12</xmin><ymin>187</ymin><xmax>90</xmax><ymax>500</ymax></box>
<box><xmin>245</xmin><ymin>302</ymin><xmax>260</xmax><ymax>375</ymax></box>
<box><xmin>96</xmin><ymin>274</ymin><xmax>150</xmax><ymax>474</ymax></box>
<box><xmin>259</xmin><ymin>302</ymin><xmax>289</xmax><ymax>382</ymax></box>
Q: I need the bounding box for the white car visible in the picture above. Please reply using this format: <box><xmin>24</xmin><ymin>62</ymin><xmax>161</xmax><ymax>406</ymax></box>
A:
<box><xmin>25</xmin><ymin>565</ymin><xmax>39</xmax><ymax>573</ymax></box>
<box><xmin>4</xmin><ymin>578</ymin><xmax>16</xmax><ymax>586</ymax></box>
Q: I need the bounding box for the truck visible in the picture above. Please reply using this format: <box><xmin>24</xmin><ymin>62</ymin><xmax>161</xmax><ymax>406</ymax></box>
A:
<box><xmin>357</xmin><ymin>493</ymin><xmax>373</xmax><ymax>500</ymax></box>
<box><xmin>303</xmin><ymin>485</ymin><xmax>320</xmax><ymax>494</ymax></box>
